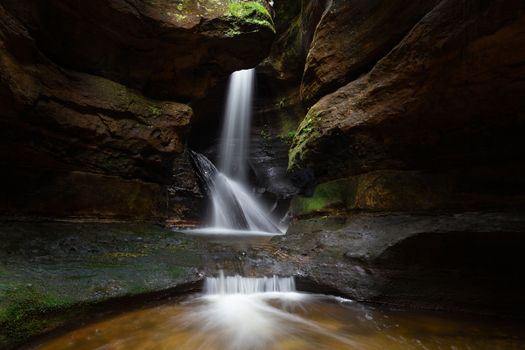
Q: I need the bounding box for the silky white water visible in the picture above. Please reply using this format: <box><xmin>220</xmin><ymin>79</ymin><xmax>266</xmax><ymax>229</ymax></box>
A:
<box><xmin>204</xmin><ymin>271</ymin><xmax>296</xmax><ymax>295</ymax></box>
<box><xmin>184</xmin><ymin>272</ymin><xmax>356</xmax><ymax>350</ymax></box>
<box><xmin>187</xmin><ymin>69</ymin><xmax>283</xmax><ymax>235</ymax></box>
<box><xmin>219</xmin><ymin>69</ymin><xmax>254</xmax><ymax>183</ymax></box>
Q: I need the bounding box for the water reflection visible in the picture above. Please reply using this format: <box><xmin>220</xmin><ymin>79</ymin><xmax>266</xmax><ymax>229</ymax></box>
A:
<box><xmin>34</xmin><ymin>293</ymin><xmax>525</xmax><ymax>350</ymax></box>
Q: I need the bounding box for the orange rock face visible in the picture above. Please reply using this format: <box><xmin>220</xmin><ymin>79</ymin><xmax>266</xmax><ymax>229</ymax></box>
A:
<box><xmin>291</xmin><ymin>0</ymin><xmax>525</xmax><ymax>183</ymax></box>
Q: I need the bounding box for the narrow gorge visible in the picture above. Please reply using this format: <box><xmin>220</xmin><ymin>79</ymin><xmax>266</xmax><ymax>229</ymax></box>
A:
<box><xmin>1</xmin><ymin>0</ymin><xmax>525</xmax><ymax>349</ymax></box>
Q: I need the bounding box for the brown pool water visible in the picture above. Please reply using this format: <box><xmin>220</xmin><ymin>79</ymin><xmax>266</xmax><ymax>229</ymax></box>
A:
<box><xmin>32</xmin><ymin>292</ymin><xmax>525</xmax><ymax>350</ymax></box>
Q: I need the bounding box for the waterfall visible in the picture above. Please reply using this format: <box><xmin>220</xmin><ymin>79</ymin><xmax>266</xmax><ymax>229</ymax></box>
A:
<box><xmin>205</xmin><ymin>271</ymin><xmax>296</xmax><ymax>295</ymax></box>
<box><xmin>183</xmin><ymin>273</ymin><xmax>356</xmax><ymax>350</ymax></box>
<box><xmin>188</xmin><ymin>69</ymin><xmax>283</xmax><ymax>235</ymax></box>
<box><xmin>219</xmin><ymin>69</ymin><xmax>254</xmax><ymax>183</ymax></box>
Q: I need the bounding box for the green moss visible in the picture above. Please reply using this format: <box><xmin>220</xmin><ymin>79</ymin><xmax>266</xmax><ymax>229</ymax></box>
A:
<box><xmin>275</xmin><ymin>98</ymin><xmax>285</xmax><ymax>109</ymax></box>
<box><xmin>278</xmin><ymin>130</ymin><xmax>295</xmax><ymax>145</ymax></box>
<box><xmin>166</xmin><ymin>266</ymin><xmax>186</xmax><ymax>279</ymax></box>
<box><xmin>229</xmin><ymin>1</ymin><xmax>269</xmax><ymax>19</ymax></box>
<box><xmin>0</xmin><ymin>223</ymin><xmax>202</xmax><ymax>348</ymax></box>
<box><xmin>225</xmin><ymin>24</ymin><xmax>242</xmax><ymax>37</ymax></box>
<box><xmin>291</xmin><ymin>178</ymin><xmax>357</xmax><ymax>217</ymax></box>
<box><xmin>259</xmin><ymin>123</ymin><xmax>271</xmax><ymax>141</ymax></box>
<box><xmin>0</xmin><ymin>286</ymin><xmax>78</xmax><ymax>347</ymax></box>
<box><xmin>149</xmin><ymin>105</ymin><xmax>162</xmax><ymax>117</ymax></box>
<box><xmin>227</xmin><ymin>0</ymin><xmax>275</xmax><ymax>33</ymax></box>
<box><xmin>288</xmin><ymin>106</ymin><xmax>322</xmax><ymax>171</ymax></box>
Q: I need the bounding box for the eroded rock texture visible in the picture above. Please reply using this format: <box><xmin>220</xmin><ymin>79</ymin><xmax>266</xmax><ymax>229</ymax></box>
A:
<box><xmin>247</xmin><ymin>0</ymin><xmax>327</xmax><ymax>213</ymax></box>
<box><xmin>1</xmin><ymin>0</ymin><xmax>275</xmax><ymax>100</ymax></box>
<box><xmin>301</xmin><ymin>0</ymin><xmax>441</xmax><ymax>106</ymax></box>
<box><xmin>290</xmin><ymin>0</ymin><xmax>525</xmax><ymax>200</ymax></box>
<box><xmin>0</xmin><ymin>0</ymin><xmax>275</xmax><ymax>222</ymax></box>
<box><xmin>280</xmin><ymin>0</ymin><xmax>525</xmax><ymax>312</ymax></box>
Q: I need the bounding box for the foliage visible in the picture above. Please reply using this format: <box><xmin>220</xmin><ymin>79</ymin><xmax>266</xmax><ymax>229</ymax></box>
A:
<box><xmin>275</xmin><ymin>98</ymin><xmax>286</xmax><ymax>109</ymax></box>
<box><xmin>279</xmin><ymin>130</ymin><xmax>296</xmax><ymax>145</ymax></box>
<box><xmin>227</xmin><ymin>0</ymin><xmax>275</xmax><ymax>34</ymax></box>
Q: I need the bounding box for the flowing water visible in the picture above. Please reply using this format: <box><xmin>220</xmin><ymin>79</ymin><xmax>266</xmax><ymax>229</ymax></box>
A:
<box><xmin>118</xmin><ymin>69</ymin><xmax>525</xmax><ymax>350</ymax></box>
<box><xmin>186</xmin><ymin>69</ymin><xmax>283</xmax><ymax>235</ymax></box>
<box><xmin>219</xmin><ymin>69</ymin><xmax>254</xmax><ymax>183</ymax></box>
<box><xmin>33</xmin><ymin>273</ymin><xmax>525</xmax><ymax>350</ymax></box>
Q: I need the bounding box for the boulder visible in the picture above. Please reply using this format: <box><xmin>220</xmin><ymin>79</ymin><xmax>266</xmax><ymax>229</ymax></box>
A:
<box><xmin>290</xmin><ymin>0</ymin><xmax>525</xmax><ymax>182</ymax></box>
<box><xmin>300</xmin><ymin>0</ymin><xmax>440</xmax><ymax>106</ymax></box>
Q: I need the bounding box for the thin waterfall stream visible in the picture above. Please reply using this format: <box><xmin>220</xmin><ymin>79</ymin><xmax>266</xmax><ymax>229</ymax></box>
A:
<box><xmin>186</xmin><ymin>69</ymin><xmax>283</xmax><ymax>235</ymax></box>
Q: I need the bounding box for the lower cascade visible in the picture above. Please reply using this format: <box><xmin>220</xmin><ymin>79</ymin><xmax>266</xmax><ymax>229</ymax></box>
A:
<box><xmin>204</xmin><ymin>271</ymin><xmax>296</xmax><ymax>295</ymax></box>
<box><xmin>33</xmin><ymin>272</ymin><xmax>525</xmax><ymax>350</ymax></box>
<box><xmin>188</xmin><ymin>272</ymin><xmax>356</xmax><ymax>350</ymax></box>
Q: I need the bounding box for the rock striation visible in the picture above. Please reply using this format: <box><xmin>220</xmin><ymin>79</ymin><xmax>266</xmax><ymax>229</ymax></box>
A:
<box><xmin>278</xmin><ymin>0</ymin><xmax>525</xmax><ymax>313</ymax></box>
<box><xmin>289</xmin><ymin>0</ymin><xmax>525</xmax><ymax>205</ymax></box>
<box><xmin>0</xmin><ymin>0</ymin><xmax>275</xmax><ymax>222</ymax></box>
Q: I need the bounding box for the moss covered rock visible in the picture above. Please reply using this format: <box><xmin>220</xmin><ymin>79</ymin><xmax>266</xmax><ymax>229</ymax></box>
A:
<box><xmin>289</xmin><ymin>0</ymin><xmax>525</xmax><ymax>186</ymax></box>
<box><xmin>0</xmin><ymin>223</ymin><xmax>203</xmax><ymax>348</ymax></box>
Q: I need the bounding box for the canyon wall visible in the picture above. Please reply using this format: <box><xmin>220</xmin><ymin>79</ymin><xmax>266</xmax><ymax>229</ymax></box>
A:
<box><xmin>265</xmin><ymin>0</ymin><xmax>525</xmax><ymax>315</ymax></box>
<box><xmin>0</xmin><ymin>0</ymin><xmax>275</xmax><ymax>223</ymax></box>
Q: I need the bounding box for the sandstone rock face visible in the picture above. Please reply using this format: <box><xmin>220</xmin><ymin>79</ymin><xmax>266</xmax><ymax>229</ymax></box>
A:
<box><xmin>281</xmin><ymin>0</ymin><xmax>525</xmax><ymax>313</ymax></box>
<box><xmin>1</xmin><ymin>0</ymin><xmax>275</xmax><ymax>100</ymax></box>
<box><xmin>290</xmin><ymin>0</ymin><xmax>525</xmax><ymax>181</ymax></box>
<box><xmin>231</xmin><ymin>0</ymin><xmax>328</xmax><ymax>213</ymax></box>
<box><xmin>290</xmin><ymin>168</ymin><xmax>525</xmax><ymax>219</ymax></box>
<box><xmin>260</xmin><ymin>0</ymin><xmax>327</xmax><ymax>84</ymax></box>
<box><xmin>188</xmin><ymin>0</ymin><xmax>326</xmax><ymax>219</ymax></box>
<box><xmin>0</xmin><ymin>1</ymin><xmax>274</xmax><ymax>222</ymax></box>
<box><xmin>251</xmin><ymin>213</ymin><xmax>525</xmax><ymax>317</ymax></box>
<box><xmin>301</xmin><ymin>0</ymin><xmax>441</xmax><ymax>106</ymax></box>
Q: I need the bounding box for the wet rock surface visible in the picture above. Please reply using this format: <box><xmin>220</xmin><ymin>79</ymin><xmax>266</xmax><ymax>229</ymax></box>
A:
<box><xmin>0</xmin><ymin>222</ymin><xmax>207</xmax><ymax>348</ymax></box>
<box><xmin>1</xmin><ymin>0</ymin><xmax>275</xmax><ymax>100</ymax></box>
<box><xmin>300</xmin><ymin>0</ymin><xmax>440</xmax><ymax>106</ymax></box>
<box><xmin>290</xmin><ymin>0</ymin><xmax>525</xmax><ymax>180</ymax></box>
<box><xmin>0</xmin><ymin>0</ymin><xmax>274</xmax><ymax>223</ymax></box>
<box><xmin>3</xmin><ymin>215</ymin><xmax>525</xmax><ymax>348</ymax></box>
<box><xmin>245</xmin><ymin>212</ymin><xmax>525</xmax><ymax>318</ymax></box>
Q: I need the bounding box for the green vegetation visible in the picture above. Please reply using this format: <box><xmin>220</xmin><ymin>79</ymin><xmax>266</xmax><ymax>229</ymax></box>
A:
<box><xmin>0</xmin><ymin>223</ymin><xmax>202</xmax><ymax>348</ymax></box>
<box><xmin>275</xmin><ymin>98</ymin><xmax>286</xmax><ymax>109</ymax></box>
<box><xmin>260</xmin><ymin>128</ymin><xmax>270</xmax><ymax>140</ymax></box>
<box><xmin>149</xmin><ymin>105</ymin><xmax>162</xmax><ymax>116</ymax></box>
<box><xmin>291</xmin><ymin>178</ymin><xmax>356</xmax><ymax>216</ymax></box>
<box><xmin>298</xmin><ymin>111</ymin><xmax>320</xmax><ymax>136</ymax></box>
<box><xmin>288</xmin><ymin>107</ymin><xmax>322</xmax><ymax>171</ymax></box>
<box><xmin>0</xmin><ymin>285</ymin><xmax>78</xmax><ymax>347</ymax></box>
<box><xmin>229</xmin><ymin>1</ymin><xmax>270</xmax><ymax>19</ymax></box>
<box><xmin>278</xmin><ymin>130</ymin><xmax>296</xmax><ymax>145</ymax></box>
<box><xmin>227</xmin><ymin>0</ymin><xmax>275</xmax><ymax>34</ymax></box>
